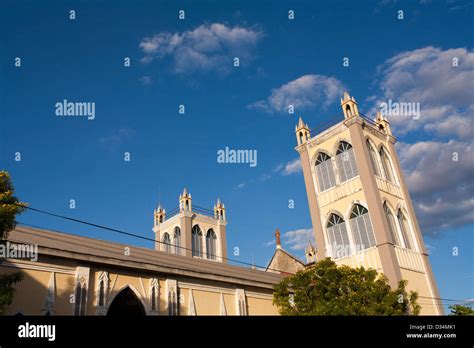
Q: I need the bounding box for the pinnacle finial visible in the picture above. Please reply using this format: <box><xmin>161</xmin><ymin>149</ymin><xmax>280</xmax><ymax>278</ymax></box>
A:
<box><xmin>275</xmin><ymin>229</ymin><xmax>281</xmax><ymax>249</ymax></box>
<box><xmin>343</xmin><ymin>91</ymin><xmax>351</xmax><ymax>102</ymax></box>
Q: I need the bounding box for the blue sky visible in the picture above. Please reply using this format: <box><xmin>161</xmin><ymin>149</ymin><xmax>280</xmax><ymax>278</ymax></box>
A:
<box><xmin>1</xmin><ymin>0</ymin><xmax>472</xmax><ymax>312</ymax></box>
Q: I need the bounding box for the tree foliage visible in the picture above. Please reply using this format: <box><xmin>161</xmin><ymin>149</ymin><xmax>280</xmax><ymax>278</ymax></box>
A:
<box><xmin>273</xmin><ymin>258</ymin><xmax>420</xmax><ymax>315</ymax></box>
<box><xmin>1</xmin><ymin>170</ymin><xmax>27</xmax><ymax>239</ymax></box>
<box><xmin>449</xmin><ymin>304</ymin><xmax>474</xmax><ymax>316</ymax></box>
<box><xmin>0</xmin><ymin>171</ymin><xmax>26</xmax><ymax>315</ymax></box>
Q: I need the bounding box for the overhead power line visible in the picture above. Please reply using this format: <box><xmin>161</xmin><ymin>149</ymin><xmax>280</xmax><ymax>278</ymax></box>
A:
<box><xmin>13</xmin><ymin>203</ymin><xmax>286</xmax><ymax>274</ymax></box>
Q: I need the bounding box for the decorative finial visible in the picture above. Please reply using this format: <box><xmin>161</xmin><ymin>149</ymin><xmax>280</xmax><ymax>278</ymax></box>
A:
<box><xmin>275</xmin><ymin>229</ymin><xmax>281</xmax><ymax>249</ymax></box>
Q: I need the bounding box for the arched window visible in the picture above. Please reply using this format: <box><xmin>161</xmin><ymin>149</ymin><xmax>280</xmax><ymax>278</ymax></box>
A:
<box><xmin>173</xmin><ymin>227</ymin><xmax>181</xmax><ymax>255</ymax></box>
<box><xmin>151</xmin><ymin>287</ymin><xmax>156</xmax><ymax>311</ymax></box>
<box><xmin>349</xmin><ymin>204</ymin><xmax>376</xmax><ymax>251</ymax></box>
<box><xmin>206</xmin><ymin>229</ymin><xmax>217</xmax><ymax>260</ymax></box>
<box><xmin>326</xmin><ymin>213</ymin><xmax>351</xmax><ymax>259</ymax></box>
<box><xmin>192</xmin><ymin>225</ymin><xmax>203</xmax><ymax>257</ymax></box>
<box><xmin>383</xmin><ymin>203</ymin><xmax>400</xmax><ymax>246</ymax></box>
<box><xmin>149</xmin><ymin>278</ymin><xmax>159</xmax><ymax>312</ymax></box>
<box><xmin>397</xmin><ymin>210</ymin><xmax>412</xmax><ymax>249</ymax></box>
<box><xmin>380</xmin><ymin>147</ymin><xmax>396</xmax><ymax>183</ymax></box>
<box><xmin>315</xmin><ymin>153</ymin><xmax>336</xmax><ymax>192</ymax></box>
<box><xmin>366</xmin><ymin>140</ymin><xmax>381</xmax><ymax>176</ymax></box>
<box><xmin>299</xmin><ymin>132</ymin><xmax>304</xmax><ymax>144</ymax></box>
<box><xmin>162</xmin><ymin>233</ymin><xmax>171</xmax><ymax>253</ymax></box>
<box><xmin>98</xmin><ymin>280</ymin><xmax>105</xmax><ymax>306</ymax></box>
<box><xmin>346</xmin><ymin>105</ymin><xmax>352</xmax><ymax>117</ymax></box>
<box><xmin>336</xmin><ymin>141</ymin><xmax>358</xmax><ymax>182</ymax></box>
<box><xmin>74</xmin><ymin>280</ymin><xmax>87</xmax><ymax>315</ymax></box>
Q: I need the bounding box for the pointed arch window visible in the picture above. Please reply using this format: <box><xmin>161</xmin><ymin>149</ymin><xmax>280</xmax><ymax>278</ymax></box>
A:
<box><xmin>326</xmin><ymin>213</ymin><xmax>351</xmax><ymax>259</ymax></box>
<box><xmin>380</xmin><ymin>147</ymin><xmax>396</xmax><ymax>183</ymax></box>
<box><xmin>162</xmin><ymin>233</ymin><xmax>171</xmax><ymax>253</ymax></box>
<box><xmin>192</xmin><ymin>225</ymin><xmax>203</xmax><ymax>257</ymax></box>
<box><xmin>349</xmin><ymin>204</ymin><xmax>376</xmax><ymax>251</ymax></box>
<box><xmin>74</xmin><ymin>278</ymin><xmax>87</xmax><ymax>316</ymax></box>
<box><xmin>149</xmin><ymin>278</ymin><xmax>159</xmax><ymax>313</ymax></box>
<box><xmin>98</xmin><ymin>280</ymin><xmax>105</xmax><ymax>306</ymax></box>
<box><xmin>366</xmin><ymin>140</ymin><xmax>381</xmax><ymax>176</ymax></box>
<box><xmin>151</xmin><ymin>287</ymin><xmax>156</xmax><ymax>310</ymax></box>
<box><xmin>336</xmin><ymin>141</ymin><xmax>358</xmax><ymax>182</ymax></box>
<box><xmin>383</xmin><ymin>203</ymin><xmax>400</xmax><ymax>246</ymax></box>
<box><xmin>173</xmin><ymin>227</ymin><xmax>181</xmax><ymax>255</ymax></box>
<box><xmin>315</xmin><ymin>153</ymin><xmax>336</xmax><ymax>192</ymax></box>
<box><xmin>206</xmin><ymin>229</ymin><xmax>217</xmax><ymax>260</ymax></box>
<box><xmin>397</xmin><ymin>210</ymin><xmax>412</xmax><ymax>249</ymax></box>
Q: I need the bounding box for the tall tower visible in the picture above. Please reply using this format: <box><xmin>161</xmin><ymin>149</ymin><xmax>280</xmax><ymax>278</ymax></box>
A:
<box><xmin>295</xmin><ymin>92</ymin><xmax>443</xmax><ymax>314</ymax></box>
<box><xmin>152</xmin><ymin>188</ymin><xmax>228</xmax><ymax>263</ymax></box>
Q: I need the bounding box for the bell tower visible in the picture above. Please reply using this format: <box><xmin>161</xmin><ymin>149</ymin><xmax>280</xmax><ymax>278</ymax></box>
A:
<box><xmin>152</xmin><ymin>188</ymin><xmax>228</xmax><ymax>263</ymax></box>
<box><xmin>295</xmin><ymin>91</ymin><xmax>443</xmax><ymax>315</ymax></box>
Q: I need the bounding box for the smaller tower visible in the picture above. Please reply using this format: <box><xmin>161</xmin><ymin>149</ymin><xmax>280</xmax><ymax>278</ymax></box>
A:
<box><xmin>295</xmin><ymin>117</ymin><xmax>311</xmax><ymax>146</ymax></box>
<box><xmin>179</xmin><ymin>188</ymin><xmax>192</xmax><ymax>212</ymax></box>
<box><xmin>341</xmin><ymin>91</ymin><xmax>359</xmax><ymax>119</ymax></box>
<box><xmin>374</xmin><ymin>111</ymin><xmax>393</xmax><ymax>135</ymax></box>
<box><xmin>305</xmin><ymin>242</ymin><xmax>316</xmax><ymax>264</ymax></box>
<box><xmin>214</xmin><ymin>198</ymin><xmax>226</xmax><ymax>221</ymax></box>
<box><xmin>154</xmin><ymin>204</ymin><xmax>166</xmax><ymax>227</ymax></box>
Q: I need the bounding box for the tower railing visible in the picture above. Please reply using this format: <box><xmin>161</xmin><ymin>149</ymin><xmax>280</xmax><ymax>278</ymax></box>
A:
<box><xmin>310</xmin><ymin>114</ymin><xmax>345</xmax><ymax>136</ymax></box>
<box><xmin>193</xmin><ymin>205</ymin><xmax>216</xmax><ymax>218</ymax></box>
<box><xmin>162</xmin><ymin>204</ymin><xmax>217</xmax><ymax>220</ymax></box>
<box><xmin>309</xmin><ymin>112</ymin><xmax>382</xmax><ymax>138</ymax></box>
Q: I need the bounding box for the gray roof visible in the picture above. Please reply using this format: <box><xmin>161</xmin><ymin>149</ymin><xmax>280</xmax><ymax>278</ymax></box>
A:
<box><xmin>7</xmin><ymin>226</ymin><xmax>283</xmax><ymax>290</ymax></box>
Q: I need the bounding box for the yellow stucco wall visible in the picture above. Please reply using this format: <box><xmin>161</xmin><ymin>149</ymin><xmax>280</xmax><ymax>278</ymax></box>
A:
<box><xmin>247</xmin><ymin>295</ymin><xmax>278</xmax><ymax>315</ymax></box>
<box><xmin>1</xmin><ymin>262</ymin><xmax>280</xmax><ymax>316</ymax></box>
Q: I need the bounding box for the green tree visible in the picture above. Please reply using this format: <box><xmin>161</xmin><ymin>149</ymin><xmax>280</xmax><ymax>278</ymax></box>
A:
<box><xmin>273</xmin><ymin>258</ymin><xmax>420</xmax><ymax>315</ymax></box>
<box><xmin>449</xmin><ymin>304</ymin><xmax>474</xmax><ymax>316</ymax></box>
<box><xmin>0</xmin><ymin>171</ymin><xmax>26</xmax><ymax>315</ymax></box>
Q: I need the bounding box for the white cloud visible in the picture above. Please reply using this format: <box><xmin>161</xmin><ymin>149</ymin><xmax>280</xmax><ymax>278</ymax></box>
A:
<box><xmin>283</xmin><ymin>228</ymin><xmax>315</xmax><ymax>251</ymax></box>
<box><xmin>99</xmin><ymin>128</ymin><xmax>134</xmax><ymax>150</ymax></box>
<box><xmin>371</xmin><ymin>46</ymin><xmax>474</xmax><ymax>139</ymax></box>
<box><xmin>263</xmin><ymin>239</ymin><xmax>275</xmax><ymax>247</ymax></box>
<box><xmin>397</xmin><ymin>140</ymin><xmax>474</xmax><ymax>234</ymax></box>
<box><xmin>139</xmin><ymin>23</ymin><xmax>262</xmax><ymax>74</ymax></box>
<box><xmin>139</xmin><ymin>76</ymin><xmax>152</xmax><ymax>85</ymax></box>
<box><xmin>370</xmin><ymin>46</ymin><xmax>474</xmax><ymax>235</ymax></box>
<box><xmin>281</xmin><ymin>158</ymin><xmax>302</xmax><ymax>176</ymax></box>
<box><xmin>249</xmin><ymin>74</ymin><xmax>345</xmax><ymax>114</ymax></box>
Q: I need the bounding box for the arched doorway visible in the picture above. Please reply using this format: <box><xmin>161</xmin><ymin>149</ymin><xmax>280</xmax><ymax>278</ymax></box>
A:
<box><xmin>107</xmin><ymin>287</ymin><xmax>146</xmax><ymax>317</ymax></box>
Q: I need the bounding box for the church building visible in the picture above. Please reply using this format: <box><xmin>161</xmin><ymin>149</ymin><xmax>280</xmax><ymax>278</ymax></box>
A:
<box><xmin>1</xmin><ymin>92</ymin><xmax>443</xmax><ymax>316</ymax></box>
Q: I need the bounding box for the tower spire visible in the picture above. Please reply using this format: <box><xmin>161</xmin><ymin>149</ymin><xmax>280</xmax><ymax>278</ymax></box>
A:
<box><xmin>295</xmin><ymin>117</ymin><xmax>311</xmax><ymax>146</ymax></box>
<box><xmin>340</xmin><ymin>91</ymin><xmax>359</xmax><ymax>119</ymax></box>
